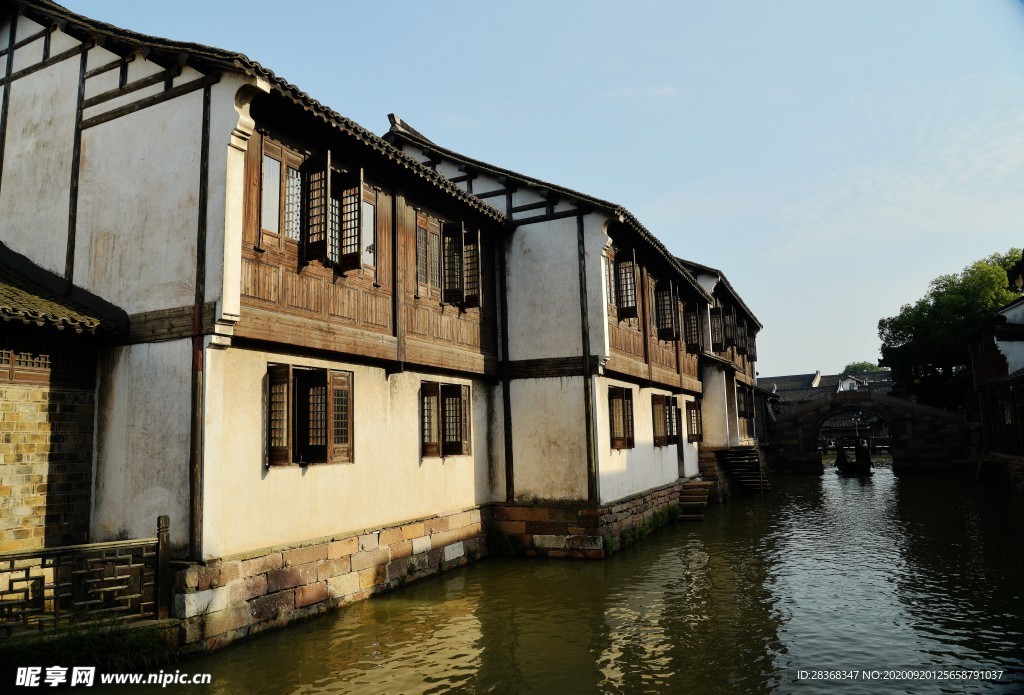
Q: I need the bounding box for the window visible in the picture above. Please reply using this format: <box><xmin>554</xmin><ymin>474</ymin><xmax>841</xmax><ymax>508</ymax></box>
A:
<box><xmin>421</xmin><ymin>382</ymin><xmax>471</xmax><ymax>456</ymax></box>
<box><xmin>267</xmin><ymin>365</ymin><xmax>353</xmax><ymax>466</ymax></box>
<box><xmin>652</xmin><ymin>394</ymin><xmax>679</xmax><ymax>447</ymax></box>
<box><xmin>297</xmin><ymin>149</ymin><xmax>362</xmax><ymax>271</ymax></box>
<box><xmin>609</xmin><ymin>386</ymin><xmax>635</xmax><ymax>449</ymax></box>
<box><xmin>724</xmin><ymin>306</ymin><xmax>737</xmax><ymax>347</ymax></box>
<box><xmin>361</xmin><ymin>192</ymin><xmax>376</xmax><ymax>268</ymax></box>
<box><xmin>736</xmin><ymin>319</ymin><xmax>748</xmax><ymax>355</ymax></box>
<box><xmin>615</xmin><ymin>253</ymin><xmax>638</xmax><ymax>319</ymax></box>
<box><xmin>655</xmin><ymin>281</ymin><xmax>680</xmax><ymax>341</ymax></box>
<box><xmin>748</xmin><ymin>332</ymin><xmax>758</xmax><ymax>361</ymax></box>
<box><xmin>684</xmin><ymin>307</ymin><xmax>703</xmax><ymax>354</ymax></box>
<box><xmin>710</xmin><ymin>307</ymin><xmax>725</xmax><ymax>352</ymax></box>
<box><xmin>260</xmin><ymin>139</ymin><xmax>303</xmax><ymax>241</ymax></box>
<box><xmin>686</xmin><ymin>400</ymin><xmax>703</xmax><ymax>443</ymax></box>
<box><xmin>736</xmin><ymin>387</ymin><xmax>747</xmax><ymax>422</ymax></box>
<box><xmin>416</xmin><ymin>219</ymin><xmax>429</xmax><ymax>286</ymax></box>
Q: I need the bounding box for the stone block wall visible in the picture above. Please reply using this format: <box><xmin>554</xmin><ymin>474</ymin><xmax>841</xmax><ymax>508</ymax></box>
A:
<box><xmin>0</xmin><ymin>384</ymin><xmax>94</xmax><ymax>551</ymax></box>
<box><xmin>492</xmin><ymin>479</ymin><xmax>692</xmax><ymax>559</ymax></box>
<box><xmin>173</xmin><ymin>506</ymin><xmax>487</xmax><ymax>651</ymax></box>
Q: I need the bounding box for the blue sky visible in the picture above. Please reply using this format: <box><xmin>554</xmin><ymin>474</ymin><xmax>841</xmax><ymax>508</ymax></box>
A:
<box><xmin>63</xmin><ymin>0</ymin><xmax>1024</xmax><ymax>376</ymax></box>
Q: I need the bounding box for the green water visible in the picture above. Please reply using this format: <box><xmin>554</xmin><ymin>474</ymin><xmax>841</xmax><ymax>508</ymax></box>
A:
<box><xmin>97</xmin><ymin>469</ymin><xmax>1024</xmax><ymax>693</ymax></box>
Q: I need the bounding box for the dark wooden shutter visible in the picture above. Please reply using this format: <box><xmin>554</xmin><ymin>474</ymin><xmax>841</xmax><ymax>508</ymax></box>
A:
<box><xmin>615</xmin><ymin>251</ymin><xmax>638</xmax><ymax>319</ymax></box>
<box><xmin>442</xmin><ymin>222</ymin><xmax>465</xmax><ymax>305</ymax></box>
<box><xmin>421</xmin><ymin>382</ymin><xmax>440</xmax><ymax>457</ymax></box>
<box><xmin>244</xmin><ymin>132</ymin><xmax>262</xmax><ymax>246</ymax></box>
<box><xmin>684</xmin><ymin>308</ymin><xmax>700</xmax><ymax>353</ymax></box>
<box><xmin>624</xmin><ymin>388</ymin><xmax>634</xmax><ymax>447</ymax></box>
<box><xmin>329</xmin><ymin>370</ymin><xmax>352</xmax><ymax>463</ymax></box>
<box><xmin>463</xmin><ymin>228</ymin><xmax>481</xmax><ymax>308</ymax></box>
<box><xmin>748</xmin><ymin>333</ymin><xmax>757</xmax><ymax>361</ymax></box>
<box><xmin>610</xmin><ymin>387</ymin><xmax>627</xmax><ymax>449</ymax></box>
<box><xmin>687</xmin><ymin>401</ymin><xmax>703</xmax><ymax>443</ymax></box>
<box><xmin>416</xmin><ymin>213</ymin><xmax>429</xmax><ymax>289</ymax></box>
<box><xmin>736</xmin><ymin>319</ymin><xmax>748</xmax><ymax>355</ymax></box>
<box><xmin>652</xmin><ymin>394</ymin><xmax>667</xmax><ymax>446</ymax></box>
<box><xmin>301</xmin><ymin>152</ymin><xmax>330</xmax><ymax>263</ymax></box>
<box><xmin>605</xmin><ymin>255</ymin><xmax>616</xmax><ymax>306</ymax></box>
<box><xmin>710</xmin><ymin>307</ymin><xmax>724</xmax><ymax>352</ymax></box>
<box><xmin>338</xmin><ymin>171</ymin><xmax>362</xmax><ymax>272</ymax></box>
<box><xmin>461</xmin><ymin>385</ymin><xmax>471</xmax><ymax>455</ymax></box>
<box><xmin>267</xmin><ymin>364</ymin><xmax>292</xmax><ymax>466</ymax></box>
<box><xmin>441</xmin><ymin>383</ymin><xmax>462</xmax><ymax>455</ymax></box>
<box><xmin>671</xmin><ymin>400</ymin><xmax>681</xmax><ymax>444</ymax></box>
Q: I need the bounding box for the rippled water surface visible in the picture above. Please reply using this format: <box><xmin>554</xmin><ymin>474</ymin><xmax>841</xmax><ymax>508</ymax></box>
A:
<box><xmin>104</xmin><ymin>470</ymin><xmax>1024</xmax><ymax>694</ymax></box>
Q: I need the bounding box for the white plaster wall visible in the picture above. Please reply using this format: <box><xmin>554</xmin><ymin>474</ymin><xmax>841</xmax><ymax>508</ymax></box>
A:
<box><xmin>509</xmin><ymin>376</ymin><xmax>589</xmax><ymax>502</ymax></box>
<box><xmin>594</xmin><ymin>377</ymin><xmax>679</xmax><ymax>504</ymax></box>
<box><xmin>701</xmin><ymin>366</ymin><xmax>730</xmax><ymax>448</ymax></box>
<box><xmin>75</xmin><ymin>81</ymin><xmax>203</xmax><ymax>313</ymax></box>
<box><xmin>202</xmin><ymin>347</ymin><xmax>498</xmax><ymax>559</ymax></box>
<box><xmin>92</xmin><ymin>340</ymin><xmax>192</xmax><ymax>550</ymax></box>
<box><xmin>0</xmin><ymin>17</ymin><xmax>78</xmax><ymax>275</ymax></box>
<box><xmin>505</xmin><ymin>217</ymin><xmax>583</xmax><ymax>361</ymax></box>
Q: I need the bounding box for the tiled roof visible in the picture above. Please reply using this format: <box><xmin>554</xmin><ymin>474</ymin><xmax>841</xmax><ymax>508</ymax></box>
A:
<box><xmin>0</xmin><ymin>265</ymin><xmax>110</xmax><ymax>333</ymax></box>
<box><xmin>20</xmin><ymin>1</ymin><xmax>505</xmax><ymax>225</ymax></box>
<box><xmin>759</xmin><ymin>373</ymin><xmax>818</xmax><ymax>390</ymax></box>
<box><xmin>675</xmin><ymin>257</ymin><xmax>762</xmax><ymax>328</ymax></box>
<box><xmin>385</xmin><ymin>115</ymin><xmax>711</xmax><ymax>303</ymax></box>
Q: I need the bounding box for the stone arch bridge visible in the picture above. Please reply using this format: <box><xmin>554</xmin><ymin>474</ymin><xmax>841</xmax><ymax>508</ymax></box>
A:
<box><xmin>768</xmin><ymin>390</ymin><xmax>968</xmax><ymax>475</ymax></box>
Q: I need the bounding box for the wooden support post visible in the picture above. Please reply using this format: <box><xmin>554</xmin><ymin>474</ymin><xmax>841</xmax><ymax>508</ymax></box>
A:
<box><xmin>156</xmin><ymin>515</ymin><xmax>170</xmax><ymax>620</ymax></box>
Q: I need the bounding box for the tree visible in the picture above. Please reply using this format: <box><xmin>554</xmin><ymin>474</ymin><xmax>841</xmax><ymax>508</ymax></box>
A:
<box><xmin>878</xmin><ymin>248</ymin><xmax>1022</xmax><ymax>403</ymax></box>
<box><xmin>843</xmin><ymin>361</ymin><xmax>884</xmax><ymax>374</ymax></box>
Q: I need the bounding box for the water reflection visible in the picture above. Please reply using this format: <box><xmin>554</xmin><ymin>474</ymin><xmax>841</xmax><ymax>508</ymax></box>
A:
<box><xmin>91</xmin><ymin>470</ymin><xmax>1023</xmax><ymax>694</ymax></box>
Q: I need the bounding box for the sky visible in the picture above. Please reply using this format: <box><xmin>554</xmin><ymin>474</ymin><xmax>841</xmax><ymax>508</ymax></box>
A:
<box><xmin>61</xmin><ymin>0</ymin><xmax>1024</xmax><ymax>377</ymax></box>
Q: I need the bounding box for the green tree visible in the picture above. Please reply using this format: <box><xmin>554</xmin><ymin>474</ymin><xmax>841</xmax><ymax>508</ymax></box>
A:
<box><xmin>843</xmin><ymin>361</ymin><xmax>884</xmax><ymax>374</ymax></box>
<box><xmin>878</xmin><ymin>247</ymin><xmax>1022</xmax><ymax>402</ymax></box>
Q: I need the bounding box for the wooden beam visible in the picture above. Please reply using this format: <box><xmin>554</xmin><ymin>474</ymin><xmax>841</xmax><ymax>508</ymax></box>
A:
<box><xmin>513</xmin><ymin>208</ymin><xmax>585</xmax><ymax>227</ymax></box>
<box><xmin>474</xmin><ymin>188</ymin><xmax>507</xmax><ymax>200</ymax></box>
<box><xmin>81</xmin><ymin>72</ymin><xmax>219</xmax><ymax>130</ymax></box>
<box><xmin>510</xmin><ymin>200</ymin><xmax>548</xmax><ymax>214</ymax></box>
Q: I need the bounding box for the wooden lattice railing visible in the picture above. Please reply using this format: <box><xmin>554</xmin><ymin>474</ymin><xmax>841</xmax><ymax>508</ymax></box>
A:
<box><xmin>0</xmin><ymin>516</ymin><xmax>170</xmax><ymax>638</ymax></box>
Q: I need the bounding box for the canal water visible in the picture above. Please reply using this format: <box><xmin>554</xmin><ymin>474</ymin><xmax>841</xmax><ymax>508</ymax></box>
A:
<box><xmin>104</xmin><ymin>469</ymin><xmax>1024</xmax><ymax>694</ymax></box>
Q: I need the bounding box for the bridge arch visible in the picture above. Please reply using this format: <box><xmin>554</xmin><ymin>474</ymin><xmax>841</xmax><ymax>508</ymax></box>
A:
<box><xmin>767</xmin><ymin>390</ymin><xmax>968</xmax><ymax>475</ymax></box>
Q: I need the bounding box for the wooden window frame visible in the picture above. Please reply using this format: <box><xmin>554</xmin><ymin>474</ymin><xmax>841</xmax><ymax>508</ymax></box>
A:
<box><xmin>736</xmin><ymin>319</ymin><xmax>748</xmax><ymax>355</ymax></box>
<box><xmin>724</xmin><ymin>306</ymin><xmax>737</xmax><ymax>348</ymax></box>
<box><xmin>652</xmin><ymin>394</ymin><xmax>678</xmax><ymax>447</ymax></box>
<box><xmin>609</xmin><ymin>386</ymin><xmax>635</xmax><ymax>449</ymax></box>
<box><xmin>258</xmin><ymin>135</ymin><xmax>305</xmax><ymax>247</ymax></box>
<box><xmin>266</xmin><ymin>364</ymin><xmax>354</xmax><ymax>467</ymax></box>
<box><xmin>686</xmin><ymin>401</ymin><xmax>703</xmax><ymax>443</ymax></box>
<box><xmin>684</xmin><ymin>307</ymin><xmax>702</xmax><ymax>354</ymax></box>
<box><xmin>710</xmin><ymin>307</ymin><xmax>725</xmax><ymax>353</ymax></box>
<box><xmin>614</xmin><ymin>251</ymin><xmax>638</xmax><ymax>319</ymax></box>
<box><xmin>655</xmin><ymin>281</ymin><xmax>680</xmax><ymax>341</ymax></box>
<box><xmin>605</xmin><ymin>253</ymin><xmax>616</xmax><ymax>307</ymax></box>
<box><xmin>421</xmin><ymin>381</ymin><xmax>471</xmax><ymax>457</ymax></box>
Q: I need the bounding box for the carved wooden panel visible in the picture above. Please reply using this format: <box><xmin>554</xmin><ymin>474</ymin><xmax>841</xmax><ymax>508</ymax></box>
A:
<box><xmin>284</xmin><ymin>272</ymin><xmax>323</xmax><ymax>313</ymax></box>
<box><xmin>362</xmin><ymin>293</ymin><xmax>391</xmax><ymax>329</ymax></box>
<box><xmin>327</xmin><ymin>283</ymin><xmax>360</xmax><ymax>323</ymax></box>
<box><xmin>609</xmin><ymin>319</ymin><xmax>644</xmax><ymax>359</ymax></box>
<box><xmin>649</xmin><ymin>338</ymin><xmax>677</xmax><ymax>371</ymax></box>
<box><xmin>682</xmin><ymin>353</ymin><xmax>699</xmax><ymax>379</ymax></box>
<box><xmin>241</xmin><ymin>258</ymin><xmax>280</xmax><ymax>304</ymax></box>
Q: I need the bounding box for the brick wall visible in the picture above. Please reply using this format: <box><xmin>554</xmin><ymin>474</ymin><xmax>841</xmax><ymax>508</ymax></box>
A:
<box><xmin>0</xmin><ymin>384</ymin><xmax>94</xmax><ymax>551</ymax></box>
<box><xmin>174</xmin><ymin>506</ymin><xmax>487</xmax><ymax>651</ymax></box>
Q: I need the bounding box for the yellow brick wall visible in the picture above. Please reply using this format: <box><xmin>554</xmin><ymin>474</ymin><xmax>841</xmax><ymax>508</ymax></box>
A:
<box><xmin>0</xmin><ymin>384</ymin><xmax>94</xmax><ymax>551</ymax></box>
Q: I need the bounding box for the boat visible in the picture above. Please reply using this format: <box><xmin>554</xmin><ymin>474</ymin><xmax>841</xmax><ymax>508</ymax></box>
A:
<box><xmin>835</xmin><ymin>437</ymin><xmax>872</xmax><ymax>476</ymax></box>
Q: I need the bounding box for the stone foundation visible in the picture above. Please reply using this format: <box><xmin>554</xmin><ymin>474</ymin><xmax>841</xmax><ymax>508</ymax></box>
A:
<box><xmin>173</xmin><ymin>506</ymin><xmax>487</xmax><ymax>651</ymax></box>
<box><xmin>698</xmin><ymin>447</ymin><xmax>729</xmax><ymax>502</ymax></box>
<box><xmin>491</xmin><ymin>479</ymin><xmax>696</xmax><ymax>559</ymax></box>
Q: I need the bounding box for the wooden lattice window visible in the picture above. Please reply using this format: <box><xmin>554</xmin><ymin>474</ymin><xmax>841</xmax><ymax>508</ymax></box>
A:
<box><xmin>748</xmin><ymin>333</ymin><xmax>758</xmax><ymax>361</ymax></box>
<box><xmin>724</xmin><ymin>306</ymin><xmax>737</xmax><ymax>347</ymax></box>
<box><xmin>339</xmin><ymin>185</ymin><xmax>361</xmax><ymax>271</ymax></box>
<box><xmin>736</xmin><ymin>319</ymin><xmax>748</xmax><ymax>355</ymax></box>
<box><xmin>736</xmin><ymin>387</ymin><xmax>747</xmax><ymax>424</ymax></box>
<box><xmin>260</xmin><ymin>137</ymin><xmax>304</xmax><ymax>242</ymax></box>
<box><xmin>652</xmin><ymin>394</ymin><xmax>677</xmax><ymax>446</ymax></box>
<box><xmin>266</xmin><ymin>365</ymin><xmax>353</xmax><ymax>466</ymax></box>
<box><xmin>442</xmin><ymin>222</ymin><xmax>464</xmax><ymax>305</ymax></box>
<box><xmin>301</xmin><ymin>152</ymin><xmax>330</xmax><ymax>262</ymax></box>
<box><xmin>615</xmin><ymin>253</ymin><xmax>638</xmax><ymax>319</ymax></box>
<box><xmin>430</xmin><ymin>228</ymin><xmax>442</xmax><ymax>290</ymax></box>
<box><xmin>463</xmin><ymin>228</ymin><xmax>482</xmax><ymax>308</ymax></box>
<box><xmin>602</xmin><ymin>254</ymin><xmax>615</xmax><ymax>308</ymax></box>
<box><xmin>421</xmin><ymin>382</ymin><xmax>471</xmax><ymax>457</ymax></box>
<box><xmin>655</xmin><ymin>282</ymin><xmax>680</xmax><ymax>341</ymax></box>
<box><xmin>360</xmin><ymin>189</ymin><xmax>376</xmax><ymax>269</ymax></box>
<box><xmin>609</xmin><ymin>386</ymin><xmax>635</xmax><ymax>449</ymax></box>
<box><xmin>686</xmin><ymin>400</ymin><xmax>703</xmax><ymax>443</ymax></box>
<box><xmin>416</xmin><ymin>216</ymin><xmax>429</xmax><ymax>287</ymax></box>
<box><xmin>684</xmin><ymin>307</ymin><xmax>702</xmax><ymax>354</ymax></box>
<box><xmin>710</xmin><ymin>307</ymin><xmax>725</xmax><ymax>352</ymax></box>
